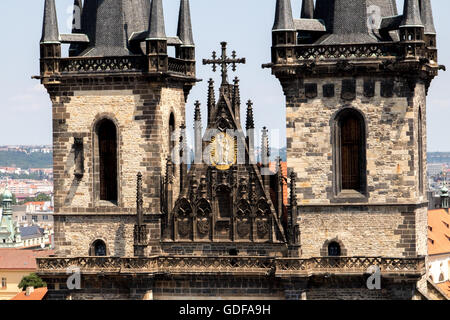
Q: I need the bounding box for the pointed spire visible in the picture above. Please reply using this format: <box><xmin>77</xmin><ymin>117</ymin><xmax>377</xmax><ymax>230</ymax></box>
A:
<box><xmin>136</xmin><ymin>172</ymin><xmax>144</xmax><ymax>226</ymax></box>
<box><xmin>232</xmin><ymin>77</ymin><xmax>241</xmax><ymax>120</ymax></box>
<box><xmin>194</xmin><ymin>100</ymin><xmax>202</xmax><ymax>122</ymax></box>
<box><xmin>41</xmin><ymin>0</ymin><xmax>60</xmax><ymax>44</ymax></box>
<box><xmin>261</xmin><ymin>127</ymin><xmax>270</xmax><ymax>166</ymax></box>
<box><xmin>207</xmin><ymin>78</ymin><xmax>216</xmax><ymax>125</ymax></box>
<box><xmin>177</xmin><ymin>0</ymin><xmax>194</xmax><ymax>46</ymax></box>
<box><xmin>246</xmin><ymin>100</ymin><xmax>255</xmax><ymax>131</ymax></box>
<box><xmin>71</xmin><ymin>0</ymin><xmax>82</xmax><ymax>33</ymax></box>
<box><xmin>273</xmin><ymin>0</ymin><xmax>295</xmax><ymax>31</ymax></box>
<box><xmin>420</xmin><ymin>0</ymin><xmax>436</xmax><ymax>35</ymax></box>
<box><xmin>301</xmin><ymin>0</ymin><xmax>314</xmax><ymax>19</ymax></box>
<box><xmin>401</xmin><ymin>0</ymin><xmax>423</xmax><ymax>28</ymax></box>
<box><xmin>148</xmin><ymin>0</ymin><xmax>166</xmax><ymax>39</ymax></box>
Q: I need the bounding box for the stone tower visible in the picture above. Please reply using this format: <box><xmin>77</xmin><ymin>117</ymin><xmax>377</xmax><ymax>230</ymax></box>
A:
<box><xmin>39</xmin><ymin>0</ymin><xmax>196</xmax><ymax>257</ymax></box>
<box><xmin>266</xmin><ymin>0</ymin><xmax>440</xmax><ymax>267</ymax></box>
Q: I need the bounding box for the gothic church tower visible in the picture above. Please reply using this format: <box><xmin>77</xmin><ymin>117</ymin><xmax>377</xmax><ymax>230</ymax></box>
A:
<box><xmin>266</xmin><ymin>0</ymin><xmax>440</xmax><ymax>262</ymax></box>
<box><xmin>39</xmin><ymin>0</ymin><xmax>196</xmax><ymax>257</ymax></box>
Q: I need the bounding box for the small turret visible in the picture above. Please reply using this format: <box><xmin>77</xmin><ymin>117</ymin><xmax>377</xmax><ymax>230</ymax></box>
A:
<box><xmin>147</xmin><ymin>0</ymin><xmax>168</xmax><ymax>72</ymax></box>
<box><xmin>40</xmin><ymin>0</ymin><xmax>61</xmax><ymax>77</ymax></box>
<box><xmin>272</xmin><ymin>0</ymin><xmax>296</xmax><ymax>64</ymax></box>
<box><xmin>420</xmin><ymin>0</ymin><xmax>437</xmax><ymax>62</ymax></box>
<box><xmin>194</xmin><ymin>101</ymin><xmax>203</xmax><ymax>165</ymax></box>
<box><xmin>134</xmin><ymin>172</ymin><xmax>148</xmax><ymax>257</ymax></box>
<box><xmin>68</xmin><ymin>0</ymin><xmax>83</xmax><ymax>57</ymax></box>
<box><xmin>232</xmin><ymin>77</ymin><xmax>241</xmax><ymax>123</ymax></box>
<box><xmin>207</xmin><ymin>79</ymin><xmax>216</xmax><ymax>127</ymax></box>
<box><xmin>176</xmin><ymin>0</ymin><xmax>195</xmax><ymax>65</ymax></box>
<box><xmin>246</xmin><ymin>100</ymin><xmax>255</xmax><ymax>164</ymax></box>
<box><xmin>301</xmin><ymin>0</ymin><xmax>314</xmax><ymax>19</ymax></box>
<box><xmin>261</xmin><ymin>127</ymin><xmax>270</xmax><ymax>190</ymax></box>
<box><xmin>400</xmin><ymin>0</ymin><xmax>424</xmax><ymax>57</ymax></box>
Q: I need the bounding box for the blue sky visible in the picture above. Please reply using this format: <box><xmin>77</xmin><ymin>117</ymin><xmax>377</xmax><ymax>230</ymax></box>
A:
<box><xmin>0</xmin><ymin>0</ymin><xmax>449</xmax><ymax>151</ymax></box>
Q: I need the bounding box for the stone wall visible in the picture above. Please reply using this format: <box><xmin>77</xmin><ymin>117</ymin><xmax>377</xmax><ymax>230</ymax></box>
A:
<box><xmin>42</xmin><ymin>274</ymin><xmax>420</xmax><ymax>300</ymax></box>
<box><xmin>283</xmin><ymin>77</ymin><xmax>427</xmax><ymax>205</ymax></box>
<box><xmin>47</xmin><ymin>76</ymin><xmax>187</xmax><ymax>256</ymax></box>
<box><xmin>280</xmin><ymin>76</ymin><xmax>428</xmax><ymax>258</ymax></box>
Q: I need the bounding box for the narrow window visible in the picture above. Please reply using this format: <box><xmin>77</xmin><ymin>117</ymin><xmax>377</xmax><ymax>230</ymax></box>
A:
<box><xmin>97</xmin><ymin>119</ymin><xmax>118</xmax><ymax>202</ymax></box>
<box><xmin>169</xmin><ymin>113</ymin><xmax>175</xmax><ymax>154</ymax></box>
<box><xmin>328</xmin><ymin>242</ymin><xmax>341</xmax><ymax>257</ymax></box>
<box><xmin>217</xmin><ymin>187</ymin><xmax>232</xmax><ymax>218</ymax></box>
<box><xmin>1</xmin><ymin>278</ymin><xmax>6</xmax><ymax>289</ymax></box>
<box><xmin>90</xmin><ymin>240</ymin><xmax>107</xmax><ymax>257</ymax></box>
<box><xmin>418</xmin><ymin>108</ymin><xmax>424</xmax><ymax>195</ymax></box>
<box><xmin>336</xmin><ymin>109</ymin><xmax>367</xmax><ymax>194</ymax></box>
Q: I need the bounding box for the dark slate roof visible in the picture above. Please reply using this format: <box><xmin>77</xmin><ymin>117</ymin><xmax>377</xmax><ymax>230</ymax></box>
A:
<box><xmin>294</xmin><ymin>19</ymin><xmax>326</xmax><ymax>32</ymax></box>
<box><xmin>177</xmin><ymin>0</ymin><xmax>194</xmax><ymax>46</ymax></box>
<box><xmin>301</xmin><ymin>0</ymin><xmax>314</xmax><ymax>19</ymax></box>
<box><xmin>367</xmin><ymin>0</ymin><xmax>398</xmax><ymax>17</ymax></box>
<box><xmin>60</xmin><ymin>34</ymin><xmax>89</xmax><ymax>43</ymax></box>
<box><xmin>401</xmin><ymin>0</ymin><xmax>423</xmax><ymax>28</ymax></box>
<box><xmin>78</xmin><ymin>0</ymin><xmax>150</xmax><ymax>57</ymax></box>
<box><xmin>148</xmin><ymin>0</ymin><xmax>166</xmax><ymax>39</ymax></box>
<box><xmin>41</xmin><ymin>0</ymin><xmax>59</xmax><ymax>44</ymax></box>
<box><xmin>420</xmin><ymin>0</ymin><xmax>436</xmax><ymax>35</ymax></box>
<box><xmin>311</xmin><ymin>0</ymin><xmax>400</xmax><ymax>44</ymax></box>
<box><xmin>317</xmin><ymin>0</ymin><xmax>377</xmax><ymax>44</ymax></box>
<box><xmin>19</xmin><ymin>226</ymin><xmax>44</xmax><ymax>240</ymax></box>
<box><xmin>273</xmin><ymin>0</ymin><xmax>295</xmax><ymax>31</ymax></box>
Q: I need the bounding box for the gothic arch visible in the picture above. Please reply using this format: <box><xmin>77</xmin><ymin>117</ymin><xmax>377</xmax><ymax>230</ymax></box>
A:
<box><xmin>89</xmin><ymin>238</ymin><xmax>108</xmax><ymax>257</ymax></box>
<box><xmin>195</xmin><ymin>198</ymin><xmax>212</xmax><ymax>239</ymax></box>
<box><xmin>236</xmin><ymin>199</ymin><xmax>252</xmax><ymax>240</ymax></box>
<box><xmin>174</xmin><ymin>198</ymin><xmax>193</xmax><ymax>240</ymax></box>
<box><xmin>92</xmin><ymin>115</ymin><xmax>120</xmax><ymax>205</ymax></box>
<box><xmin>320</xmin><ymin>238</ymin><xmax>348</xmax><ymax>257</ymax></box>
<box><xmin>331</xmin><ymin>107</ymin><xmax>368</xmax><ymax>197</ymax></box>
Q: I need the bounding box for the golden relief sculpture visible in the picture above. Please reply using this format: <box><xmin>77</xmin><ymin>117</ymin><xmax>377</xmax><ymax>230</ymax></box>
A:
<box><xmin>210</xmin><ymin>132</ymin><xmax>237</xmax><ymax>171</ymax></box>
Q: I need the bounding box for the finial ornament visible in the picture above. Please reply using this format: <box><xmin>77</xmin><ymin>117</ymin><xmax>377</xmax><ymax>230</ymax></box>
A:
<box><xmin>203</xmin><ymin>42</ymin><xmax>246</xmax><ymax>85</ymax></box>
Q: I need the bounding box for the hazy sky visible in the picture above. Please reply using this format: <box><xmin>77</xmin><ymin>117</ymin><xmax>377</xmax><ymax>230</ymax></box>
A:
<box><xmin>0</xmin><ymin>0</ymin><xmax>449</xmax><ymax>151</ymax></box>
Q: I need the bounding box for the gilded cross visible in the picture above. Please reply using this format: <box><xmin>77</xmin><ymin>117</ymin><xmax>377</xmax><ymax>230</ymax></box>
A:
<box><xmin>202</xmin><ymin>42</ymin><xmax>246</xmax><ymax>85</ymax></box>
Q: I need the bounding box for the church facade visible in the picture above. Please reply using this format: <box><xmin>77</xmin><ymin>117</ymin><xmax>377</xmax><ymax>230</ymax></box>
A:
<box><xmin>36</xmin><ymin>0</ymin><xmax>441</xmax><ymax>300</ymax></box>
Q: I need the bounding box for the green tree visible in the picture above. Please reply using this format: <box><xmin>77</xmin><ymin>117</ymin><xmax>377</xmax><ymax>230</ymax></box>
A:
<box><xmin>18</xmin><ymin>273</ymin><xmax>46</xmax><ymax>291</ymax></box>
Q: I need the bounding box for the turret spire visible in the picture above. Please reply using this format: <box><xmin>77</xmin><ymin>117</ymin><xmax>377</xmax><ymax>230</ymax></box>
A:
<box><xmin>71</xmin><ymin>0</ymin><xmax>82</xmax><ymax>33</ymax></box>
<box><xmin>148</xmin><ymin>0</ymin><xmax>166</xmax><ymax>39</ymax></box>
<box><xmin>41</xmin><ymin>0</ymin><xmax>60</xmax><ymax>44</ymax></box>
<box><xmin>273</xmin><ymin>0</ymin><xmax>295</xmax><ymax>31</ymax></box>
<box><xmin>420</xmin><ymin>0</ymin><xmax>436</xmax><ymax>35</ymax></box>
<box><xmin>401</xmin><ymin>0</ymin><xmax>423</xmax><ymax>28</ymax></box>
<box><xmin>301</xmin><ymin>0</ymin><xmax>314</xmax><ymax>19</ymax></box>
<box><xmin>177</xmin><ymin>0</ymin><xmax>194</xmax><ymax>46</ymax></box>
<box><xmin>207</xmin><ymin>79</ymin><xmax>216</xmax><ymax>126</ymax></box>
<box><xmin>246</xmin><ymin>100</ymin><xmax>255</xmax><ymax>131</ymax></box>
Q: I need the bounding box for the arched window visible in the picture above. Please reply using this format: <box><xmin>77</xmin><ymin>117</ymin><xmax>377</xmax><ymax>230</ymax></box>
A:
<box><xmin>328</xmin><ymin>242</ymin><xmax>341</xmax><ymax>257</ymax></box>
<box><xmin>439</xmin><ymin>273</ymin><xmax>445</xmax><ymax>282</ymax></box>
<box><xmin>90</xmin><ymin>239</ymin><xmax>107</xmax><ymax>257</ymax></box>
<box><xmin>96</xmin><ymin>119</ymin><xmax>118</xmax><ymax>202</ymax></box>
<box><xmin>335</xmin><ymin>109</ymin><xmax>367</xmax><ymax>194</ymax></box>
<box><xmin>418</xmin><ymin>108</ymin><xmax>424</xmax><ymax>195</ymax></box>
<box><xmin>169</xmin><ymin>113</ymin><xmax>175</xmax><ymax>154</ymax></box>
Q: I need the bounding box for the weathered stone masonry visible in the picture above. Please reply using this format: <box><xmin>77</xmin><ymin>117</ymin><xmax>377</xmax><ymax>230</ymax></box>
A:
<box><xmin>48</xmin><ymin>75</ymin><xmax>187</xmax><ymax>256</ymax></box>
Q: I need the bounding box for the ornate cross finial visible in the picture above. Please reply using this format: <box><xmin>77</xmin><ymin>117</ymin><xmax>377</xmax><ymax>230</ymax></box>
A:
<box><xmin>202</xmin><ymin>42</ymin><xmax>246</xmax><ymax>85</ymax></box>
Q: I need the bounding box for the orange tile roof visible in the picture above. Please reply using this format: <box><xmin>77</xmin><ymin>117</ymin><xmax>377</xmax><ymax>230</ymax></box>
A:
<box><xmin>11</xmin><ymin>287</ymin><xmax>48</xmax><ymax>301</ymax></box>
<box><xmin>268</xmin><ymin>161</ymin><xmax>288</xmax><ymax>206</ymax></box>
<box><xmin>436</xmin><ymin>281</ymin><xmax>450</xmax><ymax>299</ymax></box>
<box><xmin>428</xmin><ymin>209</ymin><xmax>450</xmax><ymax>255</ymax></box>
<box><xmin>0</xmin><ymin>249</ymin><xmax>54</xmax><ymax>270</ymax></box>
